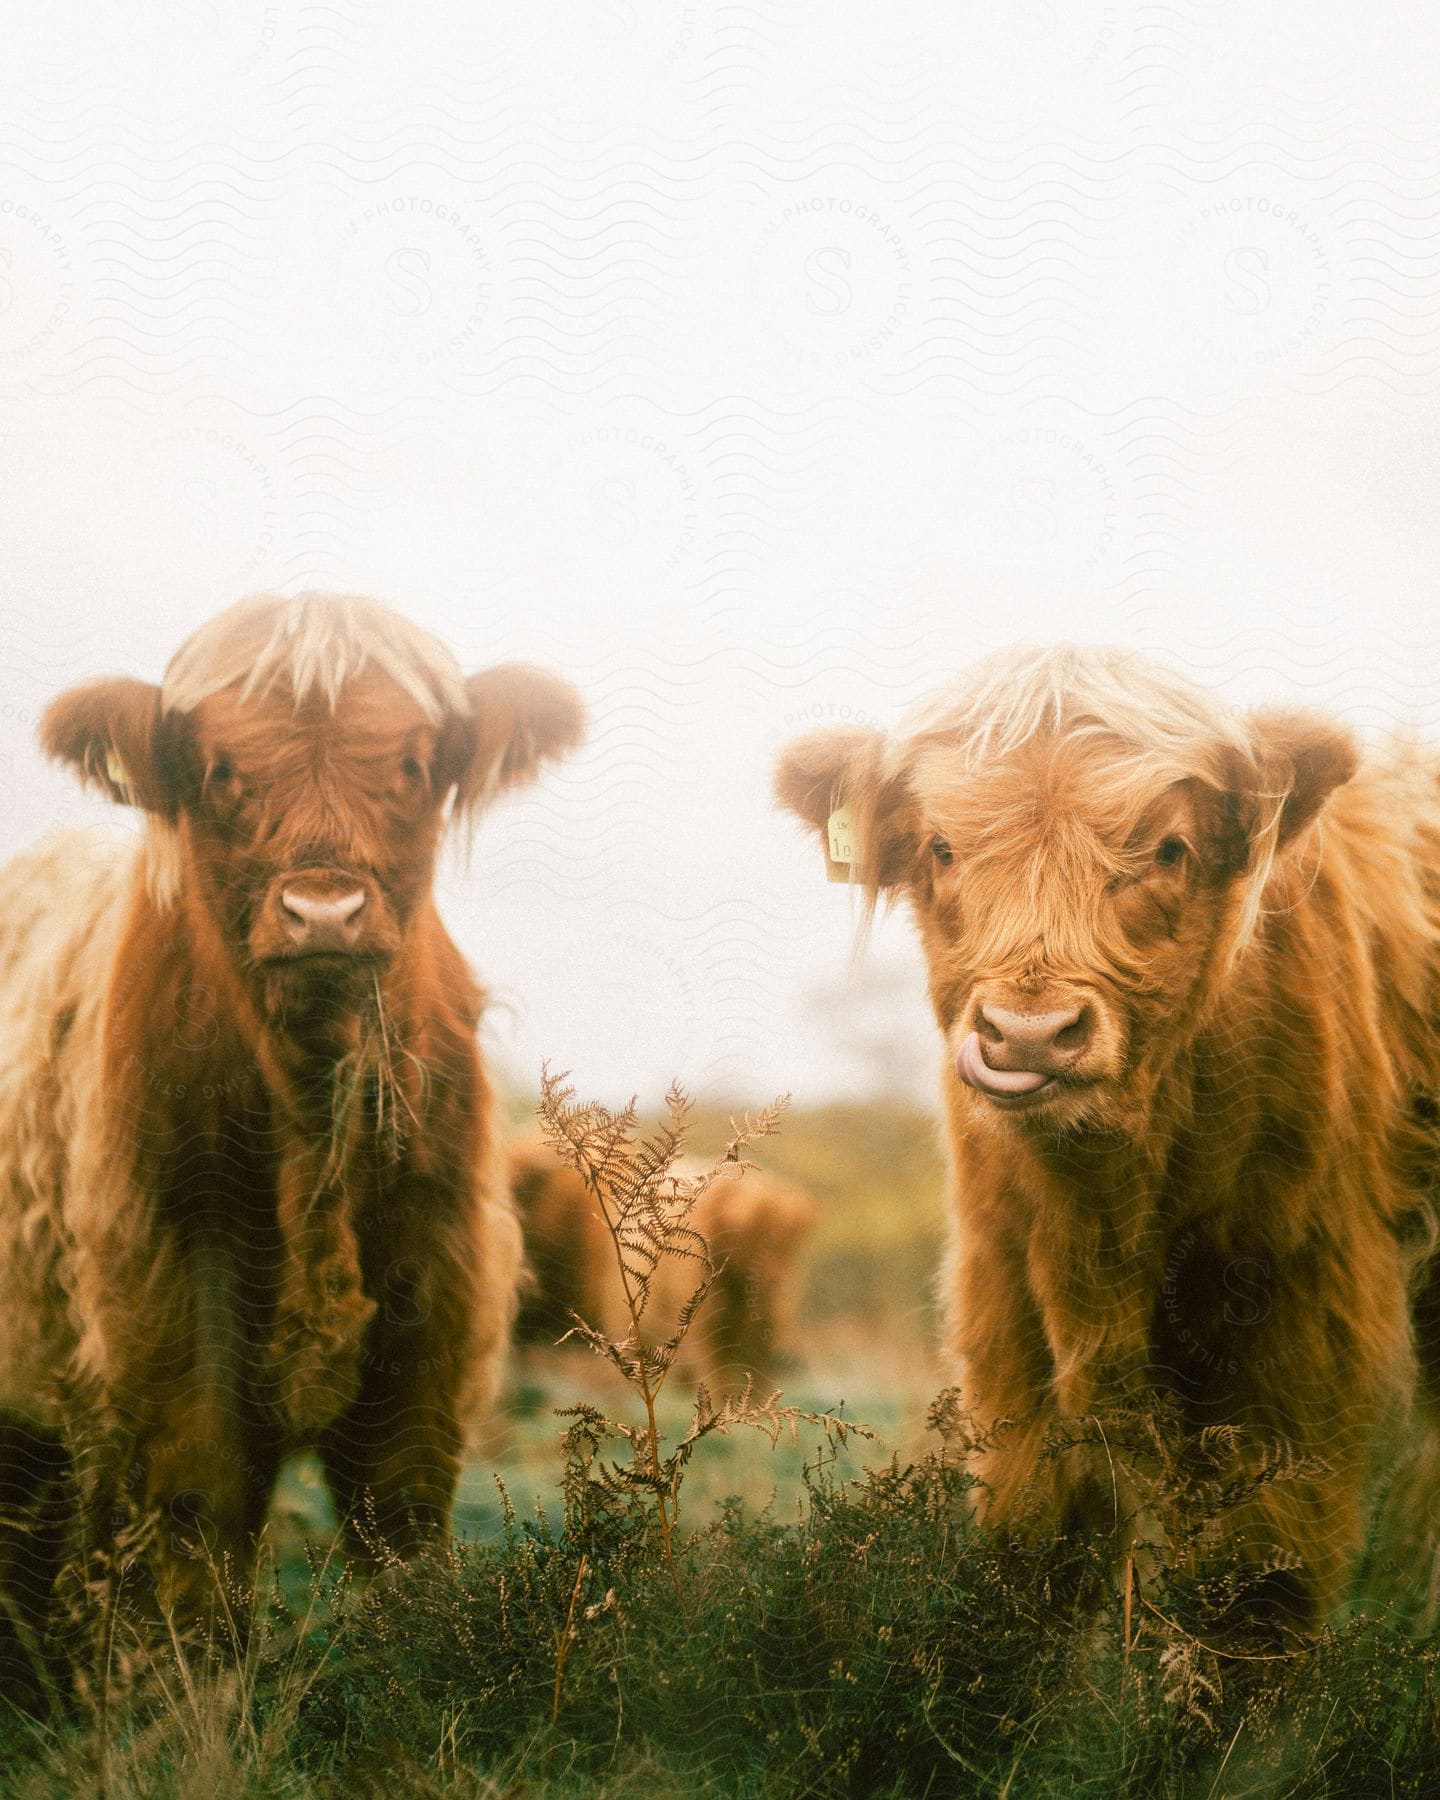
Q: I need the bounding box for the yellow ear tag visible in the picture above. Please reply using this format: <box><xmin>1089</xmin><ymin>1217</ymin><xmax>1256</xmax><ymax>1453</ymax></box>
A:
<box><xmin>825</xmin><ymin>805</ymin><xmax>859</xmax><ymax>884</ymax></box>
<box><xmin>103</xmin><ymin>748</ymin><xmax>132</xmax><ymax>797</ymax></box>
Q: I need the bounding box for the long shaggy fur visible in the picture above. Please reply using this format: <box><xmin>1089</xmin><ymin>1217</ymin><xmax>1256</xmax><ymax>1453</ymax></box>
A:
<box><xmin>0</xmin><ymin>591</ymin><xmax>583</xmax><ymax>1628</ymax></box>
<box><xmin>776</xmin><ymin>643</ymin><xmax>1440</xmax><ymax>1630</ymax></box>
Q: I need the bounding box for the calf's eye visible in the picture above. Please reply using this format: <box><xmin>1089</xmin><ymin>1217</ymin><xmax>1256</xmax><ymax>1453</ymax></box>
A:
<box><xmin>931</xmin><ymin>838</ymin><xmax>954</xmax><ymax>866</ymax></box>
<box><xmin>1154</xmin><ymin>836</ymin><xmax>1186</xmax><ymax>868</ymax></box>
<box><xmin>401</xmin><ymin>755</ymin><xmax>426</xmax><ymax>783</ymax></box>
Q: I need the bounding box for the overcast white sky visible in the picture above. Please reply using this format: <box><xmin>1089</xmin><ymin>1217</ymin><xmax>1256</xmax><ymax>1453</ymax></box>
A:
<box><xmin>3</xmin><ymin>3</ymin><xmax>1439</xmax><ymax>1112</ymax></box>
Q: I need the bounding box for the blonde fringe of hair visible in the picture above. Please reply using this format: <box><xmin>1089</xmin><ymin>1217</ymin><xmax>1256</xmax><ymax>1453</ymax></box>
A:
<box><xmin>161</xmin><ymin>591</ymin><xmax>469</xmax><ymax>723</ymax></box>
<box><xmin>895</xmin><ymin>643</ymin><xmax>1256</xmax><ymax>780</ymax></box>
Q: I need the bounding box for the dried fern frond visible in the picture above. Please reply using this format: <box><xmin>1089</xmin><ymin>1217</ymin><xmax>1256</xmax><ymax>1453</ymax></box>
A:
<box><xmin>537</xmin><ymin>1066</ymin><xmax>788</xmax><ymax>1337</ymax></box>
<box><xmin>536</xmin><ymin>1069</ymin><xmax>874</xmax><ymax>1602</ymax></box>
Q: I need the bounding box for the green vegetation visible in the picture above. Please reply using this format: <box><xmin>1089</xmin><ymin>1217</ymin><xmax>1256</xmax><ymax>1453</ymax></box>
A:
<box><xmin>1</xmin><ymin>1091</ymin><xmax>1436</xmax><ymax>1798</ymax></box>
<box><xmin>5</xmin><ymin>1429</ymin><xmax>1437</xmax><ymax>1797</ymax></box>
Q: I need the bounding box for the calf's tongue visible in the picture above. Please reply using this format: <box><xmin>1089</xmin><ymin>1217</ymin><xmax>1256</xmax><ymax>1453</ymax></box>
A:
<box><xmin>955</xmin><ymin>1031</ymin><xmax>1052</xmax><ymax>1097</ymax></box>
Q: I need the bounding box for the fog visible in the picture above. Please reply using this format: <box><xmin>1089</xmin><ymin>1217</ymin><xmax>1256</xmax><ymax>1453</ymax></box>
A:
<box><xmin>3</xmin><ymin>1</ymin><xmax>1438</xmax><ymax>1108</ymax></box>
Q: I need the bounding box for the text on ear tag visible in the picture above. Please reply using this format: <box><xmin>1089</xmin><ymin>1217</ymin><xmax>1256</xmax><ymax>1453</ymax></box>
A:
<box><xmin>825</xmin><ymin>805</ymin><xmax>859</xmax><ymax>883</ymax></box>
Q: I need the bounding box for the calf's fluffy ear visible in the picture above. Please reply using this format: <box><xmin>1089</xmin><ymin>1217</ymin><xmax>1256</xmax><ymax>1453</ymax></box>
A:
<box><xmin>774</xmin><ymin>724</ymin><xmax>913</xmax><ymax>886</ymax></box>
<box><xmin>452</xmin><ymin>664</ymin><xmax>586</xmax><ymax>805</ymax></box>
<box><xmin>774</xmin><ymin>725</ymin><xmax>883</xmax><ymax>830</ymax></box>
<box><xmin>40</xmin><ymin>677</ymin><xmax>183</xmax><ymax>816</ymax></box>
<box><xmin>1241</xmin><ymin>707</ymin><xmax>1358</xmax><ymax>850</ymax></box>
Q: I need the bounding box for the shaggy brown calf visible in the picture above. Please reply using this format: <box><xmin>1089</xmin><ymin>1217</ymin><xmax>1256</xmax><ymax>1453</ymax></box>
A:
<box><xmin>777</xmin><ymin>644</ymin><xmax>1440</xmax><ymax>1630</ymax></box>
<box><xmin>509</xmin><ymin>1141</ymin><xmax>817</xmax><ymax>1388</ymax></box>
<box><xmin>0</xmin><ymin>592</ymin><xmax>583</xmax><ymax>1630</ymax></box>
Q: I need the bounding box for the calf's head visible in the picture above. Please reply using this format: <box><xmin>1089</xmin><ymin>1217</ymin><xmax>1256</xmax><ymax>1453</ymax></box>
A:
<box><xmin>42</xmin><ymin>592</ymin><xmax>584</xmax><ymax>1035</ymax></box>
<box><xmin>775</xmin><ymin>647</ymin><xmax>1356</xmax><ymax>1137</ymax></box>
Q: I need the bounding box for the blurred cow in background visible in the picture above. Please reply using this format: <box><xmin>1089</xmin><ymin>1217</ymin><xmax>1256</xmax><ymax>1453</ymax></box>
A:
<box><xmin>509</xmin><ymin>1140</ymin><xmax>818</xmax><ymax>1390</ymax></box>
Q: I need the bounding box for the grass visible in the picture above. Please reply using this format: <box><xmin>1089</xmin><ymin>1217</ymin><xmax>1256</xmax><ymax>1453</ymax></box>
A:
<box><xmin>5</xmin><ymin>1428</ymin><xmax>1437</xmax><ymax>1798</ymax></box>
<box><xmin>1</xmin><ymin>1091</ymin><xmax>1437</xmax><ymax>1797</ymax></box>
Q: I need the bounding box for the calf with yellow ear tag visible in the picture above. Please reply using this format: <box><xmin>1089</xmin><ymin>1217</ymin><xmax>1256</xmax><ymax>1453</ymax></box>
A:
<box><xmin>775</xmin><ymin>641</ymin><xmax>1440</xmax><ymax>1638</ymax></box>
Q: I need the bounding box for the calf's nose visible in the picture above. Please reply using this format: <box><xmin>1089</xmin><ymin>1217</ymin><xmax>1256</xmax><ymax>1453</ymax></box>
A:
<box><xmin>975</xmin><ymin>1001</ymin><xmax>1093</xmax><ymax>1072</ymax></box>
<box><xmin>279</xmin><ymin>886</ymin><xmax>368</xmax><ymax>951</ymax></box>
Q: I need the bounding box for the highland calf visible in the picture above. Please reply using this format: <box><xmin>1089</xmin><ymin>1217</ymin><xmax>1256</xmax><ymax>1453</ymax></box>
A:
<box><xmin>0</xmin><ymin>592</ymin><xmax>583</xmax><ymax>1633</ymax></box>
<box><xmin>777</xmin><ymin>644</ymin><xmax>1440</xmax><ymax>1631</ymax></box>
<box><xmin>509</xmin><ymin>1141</ymin><xmax>818</xmax><ymax>1388</ymax></box>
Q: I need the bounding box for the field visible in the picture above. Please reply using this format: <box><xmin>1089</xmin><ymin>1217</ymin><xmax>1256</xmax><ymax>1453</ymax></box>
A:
<box><xmin>1</xmin><ymin>1098</ymin><xmax>1437</xmax><ymax>1798</ymax></box>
